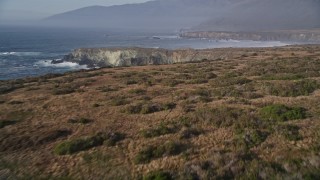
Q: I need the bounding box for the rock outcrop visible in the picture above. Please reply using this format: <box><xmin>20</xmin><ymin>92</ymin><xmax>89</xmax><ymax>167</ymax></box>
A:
<box><xmin>62</xmin><ymin>47</ymin><xmax>244</xmax><ymax>68</ymax></box>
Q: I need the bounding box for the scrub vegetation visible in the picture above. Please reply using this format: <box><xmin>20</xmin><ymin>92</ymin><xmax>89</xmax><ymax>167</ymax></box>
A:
<box><xmin>0</xmin><ymin>45</ymin><xmax>319</xmax><ymax>179</ymax></box>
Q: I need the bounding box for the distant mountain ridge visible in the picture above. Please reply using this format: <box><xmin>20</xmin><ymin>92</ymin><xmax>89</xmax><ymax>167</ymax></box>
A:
<box><xmin>43</xmin><ymin>0</ymin><xmax>233</xmax><ymax>31</ymax></box>
<box><xmin>43</xmin><ymin>0</ymin><xmax>320</xmax><ymax>32</ymax></box>
<box><xmin>194</xmin><ymin>0</ymin><xmax>320</xmax><ymax>32</ymax></box>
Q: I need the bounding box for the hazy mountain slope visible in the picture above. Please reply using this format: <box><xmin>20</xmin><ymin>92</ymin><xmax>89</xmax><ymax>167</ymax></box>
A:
<box><xmin>193</xmin><ymin>0</ymin><xmax>320</xmax><ymax>31</ymax></box>
<box><xmin>43</xmin><ymin>0</ymin><xmax>320</xmax><ymax>32</ymax></box>
<box><xmin>42</xmin><ymin>0</ymin><xmax>240</xmax><ymax>31</ymax></box>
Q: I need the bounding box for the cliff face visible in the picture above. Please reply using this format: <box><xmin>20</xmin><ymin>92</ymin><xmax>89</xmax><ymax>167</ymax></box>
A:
<box><xmin>180</xmin><ymin>30</ymin><xmax>320</xmax><ymax>42</ymax></box>
<box><xmin>62</xmin><ymin>48</ymin><xmax>242</xmax><ymax>68</ymax></box>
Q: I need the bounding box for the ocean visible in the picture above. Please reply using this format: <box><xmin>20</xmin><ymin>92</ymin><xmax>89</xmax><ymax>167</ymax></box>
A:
<box><xmin>0</xmin><ymin>26</ymin><xmax>290</xmax><ymax>80</ymax></box>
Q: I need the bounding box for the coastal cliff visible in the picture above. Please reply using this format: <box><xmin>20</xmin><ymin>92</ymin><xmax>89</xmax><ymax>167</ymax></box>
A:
<box><xmin>62</xmin><ymin>48</ymin><xmax>243</xmax><ymax>68</ymax></box>
<box><xmin>180</xmin><ymin>30</ymin><xmax>320</xmax><ymax>42</ymax></box>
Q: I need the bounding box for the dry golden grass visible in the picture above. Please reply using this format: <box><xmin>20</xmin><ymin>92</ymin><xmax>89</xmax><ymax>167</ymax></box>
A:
<box><xmin>0</xmin><ymin>45</ymin><xmax>320</xmax><ymax>179</ymax></box>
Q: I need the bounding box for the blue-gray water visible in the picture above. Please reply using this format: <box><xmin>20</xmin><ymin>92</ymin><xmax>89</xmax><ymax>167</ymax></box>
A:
<box><xmin>0</xmin><ymin>26</ymin><xmax>290</xmax><ymax>80</ymax></box>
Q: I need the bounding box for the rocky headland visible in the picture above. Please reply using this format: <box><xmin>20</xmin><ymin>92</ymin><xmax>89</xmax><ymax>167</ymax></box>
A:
<box><xmin>61</xmin><ymin>47</ymin><xmax>261</xmax><ymax>68</ymax></box>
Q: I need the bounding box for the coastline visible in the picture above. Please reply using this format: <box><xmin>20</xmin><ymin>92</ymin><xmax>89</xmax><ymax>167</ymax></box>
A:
<box><xmin>0</xmin><ymin>28</ymin><xmax>296</xmax><ymax>80</ymax></box>
<box><xmin>180</xmin><ymin>29</ymin><xmax>320</xmax><ymax>42</ymax></box>
<box><xmin>47</xmin><ymin>44</ymin><xmax>319</xmax><ymax>70</ymax></box>
<box><xmin>1</xmin><ymin>44</ymin><xmax>317</xmax><ymax>81</ymax></box>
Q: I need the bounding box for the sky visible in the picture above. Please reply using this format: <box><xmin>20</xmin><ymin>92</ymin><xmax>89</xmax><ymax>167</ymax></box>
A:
<box><xmin>0</xmin><ymin>0</ymin><xmax>151</xmax><ymax>22</ymax></box>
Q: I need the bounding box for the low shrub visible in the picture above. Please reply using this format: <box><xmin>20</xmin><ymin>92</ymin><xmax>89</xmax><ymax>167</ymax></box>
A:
<box><xmin>54</xmin><ymin>132</ymin><xmax>125</xmax><ymax>155</ymax></box>
<box><xmin>192</xmin><ymin>107</ymin><xmax>246</xmax><ymax>128</ymax></box>
<box><xmin>174</xmin><ymin>73</ymin><xmax>192</xmax><ymax>80</ymax></box>
<box><xmin>110</xmin><ymin>96</ymin><xmax>129</xmax><ymax>106</ymax></box>
<box><xmin>141</xmin><ymin>104</ymin><xmax>164</xmax><ymax>114</ymax></box>
<box><xmin>125</xmin><ymin>102</ymin><xmax>165</xmax><ymax>114</ymax></box>
<box><xmin>181</xmin><ymin>103</ymin><xmax>196</xmax><ymax>113</ymax></box>
<box><xmin>143</xmin><ymin>171</ymin><xmax>173</xmax><ymax>180</ymax></box>
<box><xmin>125</xmin><ymin>79</ymin><xmax>138</xmax><ymax>85</ymax></box>
<box><xmin>8</xmin><ymin>100</ymin><xmax>24</xmax><ymax>105</ymax></box>
<box><xmin>276</xmin><ymin>125</ymin><xmax>302</xmax><ymax>141</ymax></box>
<box><xmin>212</xmin><ymin>86</ymin><xmax>243</xmax><ymax>98</ymax></box>
<box><xmin>243</xmin><ymin>58</ymin><xmax>320</xmax><ymax>77</ymax></box>
<box><xmin>82</xmin><ymin>151</ymin><xmax>111</xmax><ymax>164</ymax></box>
<box><xmin>259</xmin><ymin>104</ymin><xmax>306</xmax><ymax>122</ymax></box>
<box><xmin>68</xmin><ymin>118</ymin><xmax>92</xmax><ymax>124</ymax></box>
<box><xmin>190</xmin><ymin>88</ymin><xmax>212</xmax><ymax>102</ymax></box>
<box><xmin>259</xmin><ymin>73</ymin><xmax>305</xmax><ymax>80</ymax></box>
<box><xmin>117</xmin><ymin>72</ymin><xmax>154</xmax><ymax>86</ymax></box>
<box><xmin>303</xmin><ymin>170</ymin><xmax>320</xmax><ymax>180</ymax></box>
<box><xmin>103</xmin><ymin>132</ymin><xmax>126</xmax><ymax>146</ymax></box>
<box><xmin>26</xmin><ymin>87</ymin><xmax>40</xmax><ymax>91</ymax></box>
<box><xmin>188</xmin><ymin>78</ymin><xmax>208</xmax><ymax>84</ymax></box>
<box><xmin>224</xmin><ymin>71</ymin><xmax>242</xmax><ymax>78</ymax></box>
<box><xmin>125</xmin><ymin>103</ymin><xmax>143</xmax><ymax>114</ymax></box>
<box><xmin>128</xmin><ymin>88</ymin><xmax>146</xmax><ymax>95</ymax></box>
<box><xmin>212</xmin><ymin>84</ymin><xmax>260</xmax><ymax>99</ymax></box>
<box><xmin>138</xmin><ymin>96</ymin><xmax>152</xmax><ymax>101</ymax></box>
<box><xmin>183</xmin><ymin>150</ymin><xmax>277</xmax><ymax>179</ymax></box>
<box><xmin>4</xmin><ymin>110</ymin><xmax>33</xmax><ymax>122</ymax></box>
<box><xmin>180</xmin><ymin>128</ymin><xmax>202</xmax><ymax>139</ymax></box>
<box><xmin>163</xmin><ymin>102</ymin><xmax>177</xmax><ymax>110</ymax></box>
<box><xmin>135</xmin><ymin>141</ymin><xmax>185</xmax><ymax>164</ymax></box>
<box><xmin>176</xmin><ymin>117</ymin><xmax>194</xmax><ymax>128</ymax></box>
<box><xmin>141</xmin><ymin>124</ymin><xmax>177</xmax><ymax>138</ymax></box>
<box><xmin>0</xmin><ymin>82</ymin><xmax>24</xmax><ymax>94</ymax></box>
<box><xmin>233</xmin><ymin>159</ymin><xmax>286</xmax><ymax>179</ymax></box>
<box><xmin>0</xmin><ymin>120</ymin><xmax>17</xmax><ymax>129</ymax></box>
<box><xmin>54</xmin><ymin>135</ymin><xmax>104</xmax><ymax>155</ymax></box>
<box><xmin>162</xmin><ymin>79</ymin><xmax>184</xmax><ymax>87</ymax></box>
<box><xmin>236</xmin><ymin>129</ymin><xmax>269</xmax><ymax>149</ymax></box>
<box><xmin>312</xmin><ymin>131</ymin><xmax>320</xmax><ymax>152</ymax></box>
<box><xmin>97</xmin><ymin>85</ymin><xmax>119</xmax><ymax>92</ymax></box>
<box><xmin>263</xmin><ymin>80</ymin><xmax>318</xmax><ymax>97</ymax></box>
<box><xmin>141</xmin><ymin>79</ymin><xmax>155</xmax><ymax>87</ymax></box>
<box><xmin>233</xmin><ymin>115</ymin><xmax>268</xmax><ymax>133</ymax></box>
<box><xmin>92</xmin><ymin>103</ymin><xmax>101</xmax><ymax>107</ymax></box>
<box><xmin>115</xmin><ymin>71</ymin><xmax>138</xmax><ymax>78</ymax></box>
<box><xmin>210</xmin><ymin>77</ymin><xmax>252</xmax><ymax>87</ymax></box>
<box><xmin>205</xmin><ymin>72</ymin><xmax>218</xmax><ymax>79</ymax></box>
<box><xmin>191</xmin><ymin>88</ymin><xmax>211</xmax><ymax>97</ymax></box>
<box><xmin>52</xmin><ymin>85</ymin><xmax>78</xmax><ymax>95</ymax></box>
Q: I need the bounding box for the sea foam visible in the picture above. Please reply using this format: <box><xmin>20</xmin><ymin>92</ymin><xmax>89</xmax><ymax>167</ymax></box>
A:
<box><xmin>0</xmin><ymin>52</ymin><xmax>41</xmax><ymax>56</ymax></box>
<box><xmin>35</xmin><ymin>60</ymin><xmax>88</xmax><ymax>69</ymax></box>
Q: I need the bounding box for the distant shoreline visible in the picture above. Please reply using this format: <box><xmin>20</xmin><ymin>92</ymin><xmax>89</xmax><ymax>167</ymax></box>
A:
<box><xmin>180</xmin><ymin>30</ymin><xmax>320</xmax><ymax>42</ymax></box>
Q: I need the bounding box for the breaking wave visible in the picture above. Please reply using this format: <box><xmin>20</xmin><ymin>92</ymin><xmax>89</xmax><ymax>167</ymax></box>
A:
<box><xmin>0</xmin><ymin>51</ymin><xmax>42</xmax><ymax>56</ymax></box>
<box><xmin>34</xmin><ymin>60</ymin><xmax>88</xmax><ymax>69</ymax></box>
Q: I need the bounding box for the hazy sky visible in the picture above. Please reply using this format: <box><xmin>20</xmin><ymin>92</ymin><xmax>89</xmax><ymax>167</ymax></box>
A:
<box><xmin>0</xmin><ymin>0</ymin><xmax>151</xmax><ymax>21</ymax></box>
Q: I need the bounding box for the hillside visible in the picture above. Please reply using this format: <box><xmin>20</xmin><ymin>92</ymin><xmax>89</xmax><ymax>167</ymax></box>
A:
<box><xmin>1</xmin><ymin>45</ymin><xmax>320</xmax><ymax>179</ymax></box>
<box><xmin>43</xmin><ymin>0</ymin><xmax>236</xmax><ymax>31</ymax></box>
<box><xmin>193</xmin><ymin>0</ymin><xmax>320</xmax><ymax>32</ymax></box>
<box><xmin>43</xmin><ymin>0</ymin><xmax>320</xmax><ymax>32</ymax></box>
